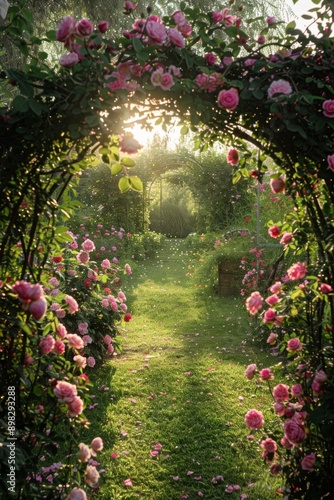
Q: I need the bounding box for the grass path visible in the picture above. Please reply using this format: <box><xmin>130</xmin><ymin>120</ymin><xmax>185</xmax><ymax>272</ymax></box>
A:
<box><xmin>92</xmin><ymin>240</ymin><xmax>280</xmax><ymax>499</ymax></box>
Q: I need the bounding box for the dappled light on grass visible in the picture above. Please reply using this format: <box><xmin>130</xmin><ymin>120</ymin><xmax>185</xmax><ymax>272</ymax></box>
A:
<box><xmin>93</xmin><ymin>239</ymin><xmax>281</xmax><ymax>499</ymax></box>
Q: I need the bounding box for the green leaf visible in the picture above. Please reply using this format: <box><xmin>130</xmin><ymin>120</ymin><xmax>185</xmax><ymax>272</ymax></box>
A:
<box><xmin>232</xmin><ymin>171</ymin><xmax>242</xmax><ymax>184</ymax></box>
<box><xmin>118</xmin><ymin>176</ymin><xmax>130</xmax><ymax>193</ymax></box>
<box><xmin>111</xmin><ymin>163</ymin><xmax>123</xmax><ymax>175</ymax></box>
<box><xmin>132</xmin><ymin>37</ymin><xmax>143</xmax><ymax>53</ymax></box>
<box><xmin>28</xmin><ymin>98</ymin><xmax>42</xmax><ymax>116</ymax></box>
<box><xmin>129</xmin><ymin>176</ymin><xmax>143</xmax><ymax>192</ymax></box>
<box><xmin>180</xmin><ymin>125</ymin><xmax>189</xmax><ymax>135</ymax></box>
<box><xmin>121</xmin><ymin>157</ymin><xmax>136</xmax><ymax>167</ymax></box>
<box><xmin>12</xmin><ymin>95</ymin><xmax>29</xmax><ymax>112</ymax></box>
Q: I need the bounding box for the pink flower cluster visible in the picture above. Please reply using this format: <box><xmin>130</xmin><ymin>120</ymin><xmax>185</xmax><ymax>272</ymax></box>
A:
<box><xmin>12</xmin><ymin>280</ymin><xmax>47</xmax><ymax>321</ymax></box>
<box><xmin>53</xmin><ymin>380</ymin><xmax>84</xmax><ymax>417</ymax></box>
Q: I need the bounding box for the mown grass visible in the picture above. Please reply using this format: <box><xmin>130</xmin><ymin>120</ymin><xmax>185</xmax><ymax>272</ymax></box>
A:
<box><xmin>85</xmin><ymin>239</ymin><xmax>281</xmax><ymax>499</ymax></box>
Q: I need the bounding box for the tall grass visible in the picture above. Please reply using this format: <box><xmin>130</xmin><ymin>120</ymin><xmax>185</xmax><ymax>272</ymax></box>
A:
<box><xmin>85</xmin><ymin>239</ymin><xmax>281</xmax><ymax>499</ymax></box>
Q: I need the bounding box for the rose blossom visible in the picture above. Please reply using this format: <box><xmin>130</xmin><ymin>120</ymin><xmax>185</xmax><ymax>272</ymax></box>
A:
<box><xmin>323</xmin><ymin>99</ymin><xmax>334</xmax><ymax>118</ymax></box>
<box><xmin>97</xmin><ymin>20</ymin><xmax>109</xmax><ymax>33</ymax></box>
<box><xmin>65</xmin><ymin>295</ymin><xmax>79</xmax><ymax>314</ymax></box>
<box><xmin>56</xmin><ymin>16</ymin><xmax>77</xmax><ymax>43</ymax></box>
<box><xmin>291</xmin><ymin>383</ymin><xmax>303</xmax><ymax>397</ymax></box>
<box><xmin>269</xmin><ymin>281</ymin><xmax>282</xmax><ymax>294</ymax></box>
<box><xmin>268</xmin><ymin>225</ymin><xmax>280</xmax><ymax>238</ymax></box>
<box><xmin>77</xmin><ymin>18</ymin><xmax>93</xmax><ymax>37</ymax></box>
<box><xmin>301</xmin><ymin>453</ymin><xmax>316</xmax><ymax>472</ymax></box>
<box><xmin>263</xmin><ymin>309</ymin><xmax>276</xmax><ymax>323</ymax></box>
<box><xmin>125</xmin><ymin>263</ymin><xmax>132</xmax><ymax>275</ymax></box>
<box><xmin>67</xmin><ymin>333</ymin><xmax>84</xmax><ymax>350</ymax></box>
<box><xmin>287</xmin><ymin>337</ymin><xmax>302</xmax><ymax>352</ymax></box>
<box><xmin>76</xmin><ymin>251</ymin><xmax>90</xmax><ymax>264</ymax></box>
<box><xmin>327</xmin><ymin>153</ymin><xmax>334</xmax><ymax>172</ymax></box>
<box><xmin>81</xmin><ymin>239</ymin><xmax>95</xmax><ymax>252</ymax></box>
<box><xmin>12</xmin><ymin>280</ymin><xmax>44</xmax><ymax>302</ymax></box>
<box><xmin>101</xmin><ymin>259</ymin><xmax>111</xmax><ymax>269</ymax></box>
<box><xmin>53</xmin><ymin>381</ymin><xmax>77</xmax><ymax>402</ymax></box>
<box><xmin>265</xmin><ymin>294</ymin><xmax>279</xmax><ymax>306</ymax></box>
<box><xmin>60</xmin><ymin>53</ymin><xmax>79</xmax><ymax>68</ymax></box>
<box><xmin>103</xmin><ymin>334</ymin><xmax>112</xmax><ymax>345</ymax></box>
<box><xmin>29</xmin><ymin>297</ymin><xmax>47</xmax><ymax>321</ymax></box>
<box><xmin>87</xmin><ymin>356</ymin><xmax>96</xmax><ymax>367</ymax></box>
<box><xmin>287</xmin><ymin>262</ymin><xmax>307</xmax><ymax>280</ymax></box>
<box><xmin>273</xmin><ymin>383</ymin><xmax>289</xmax><ymax>402</ymax></box>
<box><xmin>119</xmin><ymin>133</ymin><xmax>143</xmax><ymax>154</ymax></box>
<box><xmin>124</xmin><ymin>313</ymin><xmax>132</xmax><ymax>322</ymax></box>
<box><xmin>320</xmin><ymin>283</ymin><xmax>333</xmax><ymax>293</ymax></box>
<box><xmin>78</xmin><ymin>322</ymin><xmax>88</xmax><ymax>335</ymax></box>
<box><xmin>91</xmin><ymin>437</ymin><xmax>104</xmax><ymax>455</ymax></box>
<box><xmin>245</xmin><ymin>363</ymin><xmax>257</xmax><ymax>380</ymax></box>
<box><xmin>267</xmin><ymin>332</ymin><xmax>278</xmax><ymax>344</ymax></box>
<box><xmin>267</xmin><ymin>16</ymin><xmax>277</xmax><ymax>25</ymax></box>
<box><xmin>217</xmin><ymin>88</ymin><xmax>239</xmax><ymax>110</ymax></box>
<box><xmin>67</xmin><ymin>395</ymin><xmax>84</xmax><ymax>416</ymax></box>
<box><xmin>274</xmin><ymin>402</ymin><xmax>285</xmax><ymax>417</ymax></box>
<box><xmin>85</xmin><ymin>465</ymin><xmax>100</xmax><ymax>486</ymax></box>
<box><xmin>267</xmin><ymin>79</ymin><xmax>292</xmax><ymax>99</ymax></box>
<box><xmin>168</xmin><ymin>27</ymin><xmax>185</xmax><ymax>48</ymax></box>
<box><xmin>227</xmin><ymin>148</ymin><xmax>239</xmax><ymax>165</ymax></box>
<box><xmin>54</xmin><ymin>340</ymin><xmax>66</xmax><ymax>355</ymax></box>
<box><xmin>57</xmin><ymin>324</ymin><xmax>67</xmax><ymax>338</ymax></box>
<box><xmin>314</xmin><ymin>369</ymin><xmax>327</xmax><ymax>383</ymax></box>
<box><xmin>281</xmin><ymin>436</ymin><xmax>293</xmax><ymax>449</ymax></box>
<box><xmin>244</xmin><ymin>409</ymin><xmax>264</xmax><ymax>429</ymax></box>
<box><xmin>260</xmin><ymin>438</ymin><xmax>277</xmax><ymax>453</ymax></box>
<box><xmin>78</xmin><ymin>443</ymin><xmax>91</xmax><ymax>463</ymax></box>
<box><xmin>39</xmin><ymin>335</ymin><xmax>56</xmax><ymax>355</ymax></box>
<box><xmin>67</xmin><ymin>488</ymin><xmax>87</xmax><ymax>500</ymax></box>
<box><xmin>284</xmin><ymin>418</ymin><xmax>305</xmax><ymax>445</ymax></box>
<box><xmin>245</xmin><ymin>291</ymin><xmax>263</xmax><ymax>315</ymax></box>
<box><xmin>146</xmin><ymin>20</ymin><xmax>167</xmax><ymax>45</ymax></box>
<box><xmin>259</xmin><ymin>368</ymin><xmax>274</xmax><ymax>381</ymax></box>
<box><xmin>73</xmin><ymin>354</ymin><xmax>87</xmax><ymax>368</ymax></box>
<box><xmin>280</xmin><ymin>232</ymin><xmax>292</xmax><ymax>245</ymax></box>
<box><xmin>82</xmin><ymin>335</ymin><xmax>92</xmax><ymax>345</ymax></box>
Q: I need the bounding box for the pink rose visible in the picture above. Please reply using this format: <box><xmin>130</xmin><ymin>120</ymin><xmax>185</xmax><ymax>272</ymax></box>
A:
<box><xmin>268</xmin><ymin>225</ymin><xmax>280</xmax><ymax>238</ymax></box>
<box><xmin>76</xmin><ymin>251</ymin><xmax>90</xmax><ymax>264</ymax></box>
<box><xmin>67</xmin><ymin>487</ymin><xmax>87</xmax><ymax>500</ymax></box>
<box><xmin>217</xmin><ymin>88</ymin><xmax>239</xmax><ymax>111</ymax></box>
<box><xmin>12</xmin><ymin>280</ymin><xmax>43</xmax><ymax>302</ymax></box>
<box><xmin>204</xmin><ymin>52</ymin><xmax>217</xmax><ymax>65</ymax></box>
<box><xmin>172</xmin><ymin>10</ymin><xmax>186</xmax><ymax>25</ymax></box>
<box><xmin>103</xmin><ymin>334</ymin><xmax>112</xmax><ymax>345</ymax></box>
<box><xmin>87</xmin><ymin>356</ymin><xmax>96</xmax><ymax>367</ymax></box>
<box><xmin>97</xmin><ymin>20</ymin><xmax>109</xmax><ymax>33</ymax></box>
<box><xmin>73</xmin><ymin>354</ymin><xmax>87</xmax><ymax>368</ymax></box>
<box><xmin>281</xmin><ymin>436</ymin><xmax>293</xmax><ymax>449</ymax></box>
<box><xmin>85</xmin><ymin>465</ymin><xmax>100</xmax><ymax>486</ymax></box>
<box><xmin>67</xmin><ymin>395</ymin><xmax>84</xmax><ymax>416</ymax></box>
<box><xmin>257</xmin><ymin>34</ymin><xmax>265</xmax><ymax>44</ymax></box>
<box><xmin>81</xmin><ymin>239</ymin><xmax>95</xmax><ymax>252</ymax></box>
<box><xmin>54</xmin><ymin>340</ymin><xmax>66</xmax><ymax>355</ymax></box>
<box><xmin>168</xmin><ymin>27</ymin><xmax>185</xmax><ymax>48</ymax></box>
<box><xmin>146</xmin><ymin>20</ymin><xmax>167</xmax><ymax>45</ymax></box>
<box><xmin>78</xmin><ymin>322</ymin><xmax>88</xmax><ymax>335</ymax></box>
<box><xmin>244</xmin><ymin>409</ymin><xmax>264</xmax><ymax>429</ymax></box>
<box><xmin>77</xmin><ymin>18</ymin><xmax>94</xmax><ymax>37</ymax></box>
<box><xmin>263</xmin><ymin>309</ymin><xmax>276</xmax><ymax>323</ymax></box>
<box><xmin>60</xmin><ymin>52</ymin><xmax>79</xmax><ymax>68</ymax></box>
<box><xmin>227</xmin><ymin>148</ymin><xmax>239</xmax><ymax>165</ymax></box>
<box><xmin>267</xmin><ymin>79</ymin><xmax>292</xmax><ymax>99</ymax></box>
<box><xmin>301</xmin><ymin>453</ymin><xmax>316</xmax><ymax>472</ymax></box>
<box><xmin>323</xmin><ymin>99</ymin><xmax>334</xmax><ymax>118</ymax></box>
<box><xmin>267</xmin><ymin>332</ymin><xmax>278</xmax><ymax>344</ymax></box>
<box><xmin>245</xmin><ymin>363</ymin><xmax>257</xmax><ymax>380</ymax></box>
<box><xmin>39</xmin><ymin>335</ymin><xmax>55</xmax><ymax>355</ymax></box>
<box><xmin>269</xmin><ymin>281</ymin><xmax>282</xmax><ymax>294</ymax></box>
<box><xmin>259</xmin><ymin>368</ymin><xmax>274</xmax><ymax>381</ymax></box>
<box><xmin>56</xmin><ymin>16</ymin><xmax>77</xmax><ymax>43</ymax></box>
<box><xmin>119</xmin><ymin>132</ymin><xmax>143</xmax><ymax>154</ymax></box>
<box><xmin>314</xmin><ymin>369</ymin><xmax>327</xmax><ymax>383</ymax></box>
<box><xmin>266</xmin><ymin>16</ymin><xmax>277</xmax><ymax>25</ymax></box>
<box><xmin>274</xmin><ymin>402</ymin><xmax>285</xmax><ymax>417</ymax></box>
<box><xmin>53</xmin><ymin>380</ymin><xmax>77</xmax><ymax>402</ymax></box>
<box><xmin>327</xmin><ymin>153</ymin><xmax>334</xmax><ymax>172</ymax></box>
<box><xmin>212</xmin><ymin>11</ymin><xmax>224</xmax><ymax>23</ymax></box>
<box><xmin>125</xmin><ymin>263</ymin><xmax>132</xmax><ymax>275</ymax></box>
<box><xmin>265</xmin><ymin>294</ymin><xmax>279</xmax><ymax>306</ymax></box>
<box><xmin>91</xmin><ymin>437</ymin><xmax>104</xmax><ymax>455</ymax></box>
<box><xmin>287</xmin><ymin>262</ymin><xmax>307</xmax><ymax>280</ymax></box>
<box><xmin>320</xmin><ymin>283</ymin><xmax>333</xmax><ymax>294</ymax></box>
<box><xmin>287</xmin><ymin>337</ymin><xmax>302</xmax><ymax>352</ymax></box>
<box><xmin>245</xmin><ymin>291</ymin><xmax>263</xmax><ymax>315</ymax></box>
<box><xmin>273</xmin><ymin>383</ymin><xmax>289</xmax><ymax>402</ymax></box>
<box><xmin>67</xmin><ymin>333</ymin><xmax>84</xmax><ymax>350</ymax></box>
<box><xmin>57</xmin><ymin>324</ymin><xmax>67</xmax><ymax>338</ymax></box>
<box><xmin>78</xmin><ymin>443</ymin><xmax>91</xmax><ymax>463</ymax></box>
<box><xmin>65</xmin><ymin>295</ymin><xmax>79</xmax><ymax>314</ymax></box>
<box><xmin>29</xmin><ymin>297</ymin><xmax>47</xmax><ymax>321</ymax></box>
<box><xmin>284</xmin><ymin>418</ymin><xmax>305</xmax><ymax>445</ymax></box>
<box><xmin>280</xmin><ymin>233</ymin><xmax>292</xmax><ymax>245</ymax></box>
<box><xmin>101</xmin><ymin>259</ymin><xmax>111</xmax><ymax>269</ymax></box>
<box><xmin>260</xmin><ymin>438</ymin><xmax>277</xmax><ymax>453</ymax></box>
<box><xmin>291</xmin><ymin>383</ymin><xmax>303</xmax><ymax>397</ymax></box>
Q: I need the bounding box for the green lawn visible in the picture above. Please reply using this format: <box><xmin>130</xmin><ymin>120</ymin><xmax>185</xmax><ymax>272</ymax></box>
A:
<box><xmin>87</xmin><ymin>239</ymin><xmax>281</xmax><ymax>499</ymax></box>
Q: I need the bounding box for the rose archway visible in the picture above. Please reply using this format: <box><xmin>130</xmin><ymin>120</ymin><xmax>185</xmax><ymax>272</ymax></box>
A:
<box><xmin>1</xmin><ymin>0</ymin><xmax>334</xmax><ymax>497</ymax></box>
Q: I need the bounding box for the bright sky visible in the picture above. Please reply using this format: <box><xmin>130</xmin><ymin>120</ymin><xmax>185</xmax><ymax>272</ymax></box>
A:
<box><xmin>286</xmin><ymin>0</ymin><xmax>318</xmax><ymax>29</ymax></box>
